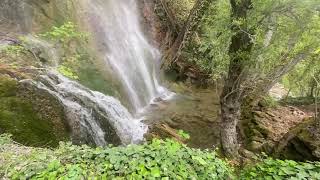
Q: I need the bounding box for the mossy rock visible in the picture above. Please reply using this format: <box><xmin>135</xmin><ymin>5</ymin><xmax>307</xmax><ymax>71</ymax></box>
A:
<box><xmin>274</xmin><ymin>118</ymin><xmax>320</xmax><ymax>161</ymax></box>
<box><xmin>0</xmin><ymin>75</ymin><xmax>69</xmax><ymax>147</ymax></box>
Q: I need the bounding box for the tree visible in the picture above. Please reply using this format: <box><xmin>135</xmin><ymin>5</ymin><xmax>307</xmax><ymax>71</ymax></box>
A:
<box><xmin>220</xmin><ymin>0</ymin><xmax>253</xmax><ymax>158</ymax></box>
<box><xmin>220</xmin><ymin>0</ymin><xmax>320</xmax><ymax>158</ymax></box>
<box><xmin>162</xmin><ymin>0</ymin><xmax>216</xmax><ymax>68</ymax></box>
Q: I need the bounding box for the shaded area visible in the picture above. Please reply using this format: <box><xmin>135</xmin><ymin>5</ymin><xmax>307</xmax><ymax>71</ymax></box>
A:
<box><xmin>0</xmin><ymin>74</ymin><xmax>69</xmax><ymax>147</ymax></box>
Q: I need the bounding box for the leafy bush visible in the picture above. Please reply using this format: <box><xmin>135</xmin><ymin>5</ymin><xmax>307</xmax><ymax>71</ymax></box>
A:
<box><xmin>184</xmin><ymin>0</ymin><xmax>231</xmax><ymax>80</ymax></box>
<box><xmin>58</xmin><ymin>65</ymin><xmax>79</xmax><ymax>80</ymax></box>
<box><xmin>178</xmin><ymin>129</ymin><xmax>191</xmax><ymax>140</ymax></box>
<box><xmin>166</xmin><ymin>0</ymin><xmax>195</xmax><ymax>26</ymax></box>
<box><xmin>280</xmin><ymin>96</ymin><xmax>318</xmax><ymax>106</ymax></box>
<box><xmin>40</xmin><ymin>22</ymin><xmax>88</xmax><ymax>43</ymax></box>
<box><xmin>0</xmin><ymin>134</ymin><xmax>12</xmax><ymax>145</ymax></box>
<box><xmin>2</xmin><ymin>45</ymin><xmax>26</xmax><ymax>57</ymax></box>
<box><xmin>240</xmin><ymin>158</ymin><xmax>320</xmax><ymax>180</ymax></box>
<box><xmin>0</xmin><ymin>137</ymin><xmax>232</xmax><ymax>179</ymax></box>
<box><xmin>41</xmin><ymin>22</ymin><xmax>89</xmax><ymax>80</ymax></box>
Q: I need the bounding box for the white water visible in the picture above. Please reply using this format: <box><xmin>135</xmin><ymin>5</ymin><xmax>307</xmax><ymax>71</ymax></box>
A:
<box><xmin>24</xmin><ymin>71</ymin><xmax>147</xmax><ymax>146</ymax></box>
<box><xmin>21</xmin><ymin>0</ymin><xmax>175</xmax><ymax>145</ymax></box>
<box><xmin>86</xmin><ymin>0</ymin><xmax>172</xmax><ymax>112</ymax></box>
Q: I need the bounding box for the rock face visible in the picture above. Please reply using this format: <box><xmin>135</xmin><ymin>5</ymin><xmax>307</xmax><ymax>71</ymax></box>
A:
<box><xmin>241</xmin><ymin>104</ymin><xmax>310</xmax><ymax>153</ymax></box>
<box><xmin>0</xmin><ymin>0</ymin><xmax>77</xmax><ymax>34</ymax></box>
<box><xmin>240</xmin><ymin>101</ymin><xmax>320</xmax><ymax>161</ymax></box>
<box><xmin>0</xmin><ymin>74</ymin><xmax>70</xmax><ymax>147</ymax></box>
<box><xmin>275</xmin><ymin>118</ymin><xmax>320</xmax><ymax>161</ymax></box>
<box><xmin>19</xmin><ymin>71</ymin><xmax>147</xmax><ymax>146</ymax></box>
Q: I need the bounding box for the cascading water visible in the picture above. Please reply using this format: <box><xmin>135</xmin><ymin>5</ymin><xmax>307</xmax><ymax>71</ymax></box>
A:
<box><xmin>86</xmin><ymin>0</ymin><xmax>172</xmax><ymax>112</ymax></box>
<box><xmin>17</xmin><ymin>0</ymin><xmax>174</xmax><ymax>146</ymax></box>
<box><xmin>21</xmin><ymin>71</ymin><xmax>147</xmax><ymax>146</ymax></box>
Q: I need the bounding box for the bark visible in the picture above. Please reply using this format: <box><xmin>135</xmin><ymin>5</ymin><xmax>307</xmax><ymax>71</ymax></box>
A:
<box><xmin>220</xmin><ymin>0</ymin><xmax>253</xmax><ymax>158</ymax></box>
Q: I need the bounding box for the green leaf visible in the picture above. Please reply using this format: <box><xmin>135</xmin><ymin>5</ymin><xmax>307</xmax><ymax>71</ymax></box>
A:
<box><xmin>151</xmin><ymin>168</ymin><xmax>161</xmax><ymax>177</ymax></box>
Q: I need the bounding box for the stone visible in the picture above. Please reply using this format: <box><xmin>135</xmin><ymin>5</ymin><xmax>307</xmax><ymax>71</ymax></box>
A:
<box><xmin>274</xmin><ymin>118</ymin><xmax>320</xmax><ymax>161</ymax></box>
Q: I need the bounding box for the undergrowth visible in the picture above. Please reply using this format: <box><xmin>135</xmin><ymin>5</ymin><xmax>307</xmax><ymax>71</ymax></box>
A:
<box><xmin>1</xmin><ymin>134</ymin><xmax>320</xmax><ymax>179</ymax></box>
<box><xmin>240</xmin><ymin>158</ymin><xmax>320</xmax><ymax>179</ymax></box>
<box><xmin>0</xmin><ymin>135</ymin><xmax>232</xmax><ymax>179</ymax></box>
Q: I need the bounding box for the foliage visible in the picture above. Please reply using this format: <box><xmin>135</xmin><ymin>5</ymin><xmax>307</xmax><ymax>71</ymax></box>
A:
<box><xmin>184</xmin><ymin>0</ymin><xmax>231</xmax><ymax>80</ymax></box>
<box><xmin>0</xmin><ymin>137</ymin><xmax>233</xmax><ymax>179</ymax></box>
<box><xmin>178</xmin><ymin>129</ymin><xmax>190</xmax><ymax>140</ymax></box>
<box><xmin>0</xmin><ymin>76</ymin><xmax>67</xmax><ymax>147</ymax></box>
<box><xmin>260</xmin><ymin>96</ymin><xmax>279</xmax><ymax>108</ymax></box>
<box><xmin>58</xmin><ymin>65</ymin><xmax>79</xmax><ymax>80</ymax></box>
<box><xmin>240</xmin><ymin>158</ymin><xmax>320</xmax><ymax>180</ymax></box>
<box><xmin>282</xmin><ymin>57</ymin><xmax>320</xmax><ymax>97</ymax></box>
<box><xmin>2</xmin><ymin>45</ymin><xmax>26</xmax><ymax>57</ymax></box>
<box><xmin>280</xmin><ymin>96</ymin><xmax>319</xmax><ymax>106</ymax></box>
<box><xmin>0</xmin><ymin>134</ymin><xmax>12</xmax><ymax>145</ymax></box>
<box><xmin>40</xmin><ymin>22</ymin><xmax>88</xmax><ymax>43</ymax></box>
<box><xmin>181</xmin><ymin>0</ymin><xmax>320</xmax><ymax>83</ymax></box>
<box><xmin>41</xmin><ymin>22</ymin><xmax>90</xmax><ymax>80</ymax></box>
<box><xmin>166</xmin><ymin>0</ymin><xmax>196</xmax><ymax>26</ymax></box>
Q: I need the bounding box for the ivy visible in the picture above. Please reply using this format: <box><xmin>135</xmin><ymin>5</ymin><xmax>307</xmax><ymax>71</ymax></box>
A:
<box><xmin>0</xmin><ymin>136</ymin><xmax>233</xmax><ymax>179</ymax></box>
<box><xmin>2</xmin><ymin>135</ymin><xmax>320</xmax><ymax>179</ymax></box>
<box><xmin>240</xmin><ymin>158</ymin><xmax>320</xmax><ymax>180</ymax></box>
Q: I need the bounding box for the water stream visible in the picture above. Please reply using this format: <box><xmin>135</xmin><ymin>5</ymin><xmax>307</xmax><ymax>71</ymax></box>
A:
<box><xmin>22</xmin><ymin>0</ymin><xmax>174</xmax><ymax>146</ymax></box>
<box><xmin>0</xmin><ymin>0</ymin><xmax>175</xmax><ymax>147</ymax></box>
<box><xmin>22</xmin><ymin>71</ymin><xmax>147</xmax><ymax>146</ymax></box>
<box><xmin>86</xmin><ymin>0</ymin><xmax>172</xmax><ymax>113</ymax></box>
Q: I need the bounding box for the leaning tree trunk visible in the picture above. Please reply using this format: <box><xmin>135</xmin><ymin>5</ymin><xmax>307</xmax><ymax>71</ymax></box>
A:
<box><xmin>220</xmin><ymin>0</ymin><xmax>253</xmax><ymax>158</ymax></box>
<box><xmin>162</xmin><ymin>0</ymin><xmax>215</xmax><ymax>68</ymax></box>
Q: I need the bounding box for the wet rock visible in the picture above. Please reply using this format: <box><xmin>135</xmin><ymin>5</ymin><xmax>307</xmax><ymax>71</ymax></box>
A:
<box><xmin>0</xmin><ymin>74</ymin><xmax>69</xmax><ymax>147</ymax></box>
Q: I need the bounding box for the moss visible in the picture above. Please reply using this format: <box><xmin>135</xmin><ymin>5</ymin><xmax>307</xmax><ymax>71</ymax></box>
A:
<box><xmin>259</xmin><ymin>96</ymin><xmax>279</xmax><ymax>108</ymax></box>
<box><xmin>0</xmin><ymin>75</ymin><xmax>67</xmax><ymax>147</ymax></box>
<box><xmin>77</xmin><ymin>58</ymin><xmax>119</xmax><ymax>97</ymax></box>
<box><xmin>0</xmin><ymin>75</ymin><xmax>18</xmax><ymax>97</ymax></box>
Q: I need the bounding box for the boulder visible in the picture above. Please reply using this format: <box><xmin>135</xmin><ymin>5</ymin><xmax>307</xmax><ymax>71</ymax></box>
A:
<box><xmin>274</xmin><ymin>118</ymin><xmax>320</xmax><ymax>161</ymax></box>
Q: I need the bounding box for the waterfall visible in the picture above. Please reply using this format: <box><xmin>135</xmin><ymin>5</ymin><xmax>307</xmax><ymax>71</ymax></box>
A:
<box><xmin>21</xmin><ymin>71</ymin><xmax>147</xmax><ymax>146</ymax></box>
<box><xmin>86</xmin><ymin>0</ymin><xmax>171</xmax><ymax>112</ymax></box>
<box><xmin>17</xmin><ymin>0</ymin><xmax>174</xmax><ymax>146</ymax></box>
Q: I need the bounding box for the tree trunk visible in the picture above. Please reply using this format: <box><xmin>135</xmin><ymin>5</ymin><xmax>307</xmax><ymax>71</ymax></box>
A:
<box><xmin>162</xmin><ymin>0</ymin><xmax>215</xmax><ymax>68</ymax></box>
<box><xmin>220</xmin><ymin>0</ymin><xmax>253</xmax><ymax>158</ymax></box>
<box><xmin>220</xmin><ymin>94</ymin><xmax>241</xmax><ymax>156</ymax></box>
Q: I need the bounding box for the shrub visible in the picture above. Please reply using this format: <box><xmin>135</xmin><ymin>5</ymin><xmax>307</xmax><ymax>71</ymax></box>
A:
<box><xmin>280</xmin><ymin>96</ymin><xmax>318</xmax><ymax>106</ymax></box>
<box><xmin>2</xmin><ymin>45</ymin><xmax>26</xmax><ymax>57</ymax></box>
<box><xmin>259</xmin><ymin>96</ymin><xmax>279</xmax><ymax>108</ymax></box>
<box><xmin>0</xmin><ymin>136</ymin><xmax>233</xmax><ymax>179</ymax></box>
<box><xmin>240</xmin><ymin>158</ymin><xmax>320</xmax><ymax>180</ymax></box>
<box><xmin>0</xmin><ymin>134</ymin><xmax>13</xmax><ymax>145</ymax></box>
<box><xmin>58</xmin><ymin>65</ymin><xmax>79</xmax><ymax>80</ymax></box>
<box><xmin>40</xmin><ymin>22</ymin><xmax>88</xmax><ymax>43</ymax></box>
